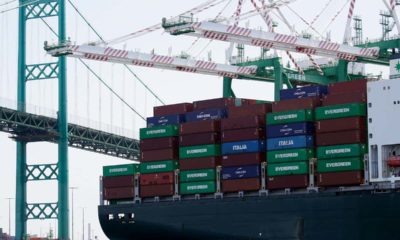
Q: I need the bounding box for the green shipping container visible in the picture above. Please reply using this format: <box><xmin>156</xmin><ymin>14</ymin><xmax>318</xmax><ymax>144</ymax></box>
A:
<box><xmin>179</xmin><ymin>144</ymin><xmax>221</xmax><ymax>159</ymax></box>
<box><xmin>315</xmin><ymin>103</ymin><xmax>367</xmax><ymax>120</ymax></box>
<box><xmin>317</xmin><ymin>144</ymin><xmax>367</xmax><ymax>159</ymax></box>
<box><xmin>180</xmin><ymin>181</ymin><xmax>216</xmax><ymax>195</ymax></box>
<box><xmin>103</xmin><ymin>164</ymin><xmax>139</xmax><ymax>177</ymax></box>
<box><xmin>180</xmin><ymin>169</ymin><xmax>216</xmax><ymax>182</ymax></box>
<box><xmin>267</xmin><ymin>161</ymin><xmax>308</xmax><ymax>176</ymax></box>
<box><xmin>267</xmin><ymin>148</ymin><xmax>314</xmax><ymax>163</ymax></box>
<box><xmin>139</xmin><ymin>125</ymin><xmax>179</xmax><ymax>139</ymax></box>
<box><xmin>140</xmin><ymin>160</ymin><xmax>178</xmax><ymax>174</ymax></box>
<box><xmin>266</xmin><ymin>110</ymin><xmax>313</xmax><ymax>125</ymax></box>
<box><xmin>317</xmin><ymin>157</ymin><xmax>364</xmax><ymax>173</ymax></box>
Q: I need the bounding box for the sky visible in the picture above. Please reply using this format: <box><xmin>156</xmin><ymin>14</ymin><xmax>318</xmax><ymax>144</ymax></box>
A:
<box><xmin>0</xmin><ymin>0</ymin><xmax>394</xmax><ymax>239</ymax></box>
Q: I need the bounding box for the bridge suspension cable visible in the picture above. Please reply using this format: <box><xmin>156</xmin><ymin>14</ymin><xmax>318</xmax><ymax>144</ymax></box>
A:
<box><xmin>67</xmin><ymin>0</ymin><xmax>165</xmax><ymax>105</ymax></box>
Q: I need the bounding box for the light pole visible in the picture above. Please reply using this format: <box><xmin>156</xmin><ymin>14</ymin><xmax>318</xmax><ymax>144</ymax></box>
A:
<box><xmin>82</xmin><ymin>207</ymin><xmax>85</xmax><ymax>240</ymax></box>
<box><xmin>70</xmin><ymin>187</ymin><xmax>78</xmax><ymax>240</ymax></box>
<box><xmin>5</xmin><ymin>197</ymin><xmax>14</xmax><ymax>238</ymax></box>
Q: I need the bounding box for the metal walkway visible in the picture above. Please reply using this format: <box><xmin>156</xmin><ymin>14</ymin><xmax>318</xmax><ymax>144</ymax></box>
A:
<box><xmin>0</xmin><ymin>106</ymin><xmax>140</xmax><ymax>160</ymax></box>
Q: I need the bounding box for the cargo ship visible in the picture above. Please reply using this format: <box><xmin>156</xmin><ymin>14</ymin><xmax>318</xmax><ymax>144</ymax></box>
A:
<box><xmin>97</xmin><ymin>70</ymin><xmax>400</xmax><ymax>240</ymax></box>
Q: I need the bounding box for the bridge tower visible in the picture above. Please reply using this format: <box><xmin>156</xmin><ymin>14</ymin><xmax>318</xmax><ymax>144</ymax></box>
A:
<box><xmin>16</xmin><ymin>0</ymin><xmax>68</xmax><ymax>239</ymax></box>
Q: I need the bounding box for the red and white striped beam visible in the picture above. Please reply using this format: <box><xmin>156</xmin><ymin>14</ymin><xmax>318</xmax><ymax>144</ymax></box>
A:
<box><xmin>49</xmin><ymin>44</ymin><xmax>258</xmax><ymax>79</ymax></box>
<box><xmin>167</xmin><ymin>21</ymin><xmax>379</xmax><ymax>61</ymax></box>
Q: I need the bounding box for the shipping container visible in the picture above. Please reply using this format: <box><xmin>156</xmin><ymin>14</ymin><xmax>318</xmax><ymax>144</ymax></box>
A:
<box><xmin>179</xmin><ymin>144</ymin><xmax>221</xmax><ymax>159</ymax></box>
<box><xmin>140</xmin><ymin>125</ymin><xmax>179</xmax><ymax>139</ymax></box>
<box><xmin>272</xmin><ymin>97</ymin><xmax>321</xmax><ymax>112</ymax></box>
<box><xmin>140</xmin><ymin>184</ymin><xmax>174</xmax><ymax>198</ymax></box>
<box><xmin>139</xmin><ymin>172</ymin><xmax>174</xmax><ymax>186</ymax></box>
<box><xmin>103</xmin><ymin>164</ymin><xmax>139</xmax><ymax>177</ymax></box>
<box><xmin>153</xmin><ymin>103</ymin><xmax>193</xmax><ymax>117</ymax></box>
<box><xmin>185</xmin><ymin>108</ymin><xmax>227</xmax><ymax>122</ymax></box>
<box><xmin>267</xmin><ymin>148</ymin><xmax>314</xmax><ymax>163</ymax></box>
<box><xmin>267</xmin><ymin>175</ymin><xmax>309</xmax><ymax>190</ymax></box>
<box><xmin>140</xmin><ymin>137</ymin><xmax>178</xmax><ymax>151</ymax></box>
<box><xmin>221</xmin><ymin>140</ymin><xmax>266</xmax><ymax>155</ymax></box>
<box><xmin>267</xmin><ymin>135</ymin><xmax>314</xmax><ymax>151</ymax></box>
<box><xmin>180</xmin><ymin>157</ymin><xmax>221</xmax><ymax>171</ymax></box>
<box><xmin>104</xmin><ymin>187</ymin><xmax>134</xmax><ymax>200</ymax></box>
<box><xmin>317</xmin><ymin>171</ymin><xmax>364</xmax><ymax>187</ymax></box>
<box><xmin>180</xmin><ymin>119</ymin><xmax>220</xmax><ymax>135</ymax></box>
<box><xmin>267</xmin><ymin>161</ymin><xmax>308</xmax><ymax>176</ymax></box>
<box><xmin>179</xmin><ymin>132</ymin><xmax>220</xmax><ymax>146</ymax></box>
<box><xmin>180</xmin><ymin>181</ymin><xmax>216</xmax><ymax>195</ymax></box>
<box><xmin>221</xmin><ymin>115</ymin><xmax>265</xmax><ymax>130</ymax></box>
<box><xmin>316</xmin><ymin>117</ymin><xmax>366</xmax><ymax>133</ymax></box>
<box><xmin>322</xmin><ymin>91</ymin><xmax>367</xmax><ymax>106</ymax></box>
<box><xmin>228</xmin><ymin>103</ymin><xmax>272</xmax><ymax>118</ymax></box>
<box><xmin>180</xmin><ymin>169</ymin><xmax>216</xmax><ymax>182</ymax></box>
<box><xmin>146</xmin><ymin>114</ymin><xmax>185</xmax><ymax>128</ymax></box>
<box><xmin>222</xmin><ymin>178</ymin><xmax>261</xmax><ymax>193</ymax></box>
<box><xmin>193</xmin><ymin>97</ymin><xmax>241</xmax><ymax>110</ymax></box>
<box><xmin>139</xmin><ymin>160</ymin><xmax>179</xmax><ymax>174</ymax></box>
<box><xmin>328</xmin><ymin>79</ymin><xmax>367</xmax><ymax>95</ymax></box>
<box><xmin>222</xmin><ymin>165</ymin><xmax>260</xmax><ymax>180</ymax></box>
<box><xmin>280</xmin><ymin>85</ymin><xmax>328</xmax><ymax>100</ymax></box>
<box><xmin>316</xmin><ymin>130</ymin><xmax>367</xmax><ymax>146</ymax></box>
<box><xmin>316</xmin><ymin>144</ymin><xmax>367</xmax><ymax>159</ymax></box>
<box><xmin>267</xmin><ymin>110</ymin><xmax>314</xmax><ymax>125</ymax></box>
<box><xmin>266</xmin><ymin>122</ymin><xmax>314</xmax><ymax>138</ymax></box>
<box><xmin>103</xmin><ymin>176</ymin><xmax>135</xmax><ymax>188</ymax></box>
<box><xmin>317</xmin><ymin>157</ymin><xmax>364</xmax><ymax>173</ymax></box>
<box><xmin>222</xmin><ymin>153</ymin><xmax>265</xmax><ymax>167</ymax></box>
<box><xmin>140</xmin><ymin>148</ymin><xmax>178</xmax><ymax>162</ymax></box>
<box><xmin>315</xmin><ymin>103</ymin><xmax>367</xmax><ymax>120</ymax></box>
<box><xmin>222</xmin><ymin>128</ymin><xmax>265</xmax><ymax>142</ymax></box>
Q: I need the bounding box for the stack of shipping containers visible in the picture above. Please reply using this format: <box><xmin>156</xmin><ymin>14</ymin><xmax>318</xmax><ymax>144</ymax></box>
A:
<box><xmin>138</xmin><ymin>103</ymin><xmax>190</xmax><ymax>198</ymax></box>
<box><xmin>315</xmin><ymin>80</ymin><xmax>368</xmax><ymax>186</ymax></box>
<box><xmin>266</xmin><ymin>86</ymin><xmax>327</xmax><ymax>190</ymax></box>
<box><xmin>220</xmin><ymin>103</ymin><xmax>271</xmax><ymax>193</ymax></box>
<box><xmin>102</xmin><ymin>164</ymin><xmax>139</xmax><ymax>203</ymax></box>
<box><xmin>178</xmin><ymin>98</ymin><xmax>231</xmax><ymax>195</ymax></box>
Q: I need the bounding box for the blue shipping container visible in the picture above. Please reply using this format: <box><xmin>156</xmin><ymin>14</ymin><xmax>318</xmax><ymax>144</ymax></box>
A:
<box><xmin>267</xmin><ymin>135</ymin><xmax>314</xmax><ymax>151</ymax></box>
<box><xmin>266</xmin><ymin>122</ymin><xmax>315</xmax><ymax>138</ymax></box>
<box><xmin>221</xmin><ymin>140</ymin><xmax>266</xmax><ymax>155</ymax></box>
<box><xmin>146</xmin><ymin>114</ymin><xmax>185</xmax><ymax>128</ymax></box>
<box><xmin>222</xmin><ymin>165</ymin><xmax>260</xmax><ymax>180</ymax></box>
<box><xmin>185</xmin><ymin>108</ymin><xmax>227</xmax><ymax>122</ymax></box>
<box><xmin>280</xmin><ymin>85</ymin><xmax>328</xmax><ymax>100</ymax></box>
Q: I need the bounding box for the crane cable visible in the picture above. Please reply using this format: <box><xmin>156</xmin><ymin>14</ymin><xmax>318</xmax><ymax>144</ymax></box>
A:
<box><xmin>67</xmin><ymin>0</ymin><xmax>165</xmax><ymax>105</ymax></box>
<box><xmin>103</xmin><ymin>0</ymin><xmax>228</xmax><ymax>46</ymax></box>
<box><xmin>322</xmin><ymin>0</ymin><xmax>351</xmax><ymax>35</ymax></box>
<box><xmin>186</xmin><ymin>0</ymin><xmax>233</xmax><ymax>53</ymax></box>
<box><xmin>35</xmin><ymin>8</ymin><xmax>147</xmax><ymax>121</ymax></box>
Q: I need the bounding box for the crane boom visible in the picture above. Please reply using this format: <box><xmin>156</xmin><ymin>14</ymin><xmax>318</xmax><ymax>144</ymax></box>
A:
<box><xmin>164</xmin><ymin>21</ymin><xmax>380</xmax><ymax>61</ymax></box>
<box><xmin>45</xmin><ymin>43</ymin><xmax>258</xmax><ymax>79</ymax></box>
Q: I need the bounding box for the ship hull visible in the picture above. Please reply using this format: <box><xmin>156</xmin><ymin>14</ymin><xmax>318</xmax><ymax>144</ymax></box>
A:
<box><xmin>99</xmin><ymin>190</ymin><xmax>400</xmax><ymax>240</ymax></box>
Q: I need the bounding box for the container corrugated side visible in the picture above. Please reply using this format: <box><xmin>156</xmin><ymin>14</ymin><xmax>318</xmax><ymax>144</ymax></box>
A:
<box><xmin>180</xmin><ymin>169</ymin><xmax>216</xmax><ymax>182</ymax></box>
<box><xmin>267</xmin><ymin>148</ymin><xmax>314</xmax><ymax>163</ymax></box>
<box><xmin>139</xmin><ymin>125</ymin><xmax>179</xmax><ymax>139</ymax></box>
<box><xmin>103</xmin><ymin>164</ymin><xmax>139</xmax><ymax>177</ymax></box>
<box><xmin>179</xmin><ymin>144</ymin><xmax>221</xmax><ymax>159</ymax></box>
<box><xmin>139</xmin><ymin>160</ymin><xmax>179</xmax><ymax>174</ymax></box>
<box><xmin>222</xmin><ymin>165</ymin><xmax>260</xmax><ymax>180</ymax></box>
<box><xmin>316</xmin><ymin>144</ymin><xmax>367</xmax><ymax>159</ymax></box>
<box><xmin>266</xmin><ymin>122</ymin><xmax>314</xmax><ymax>138</ymax></box>
<box><xmin>180</xmin><ymin>181</ymin><xmax>216</xmax><ymax>195</ymax></box>
<box><xmin>317</xmin><ymin>157</ymin><xmax>364</xmax><ymax>173</ymax></box>
<box><xmin>267</xmin><ymin>135</ymin><xmax>314</xmax><ymax>151</ymax></box>
<box><xmin>315</xmin><ymin>103</ymin><xmax>367</xmax><ymax>120</ymax></box>
<box><xmin>267</xmin><ymin>161</ymin><xmax>308</xmax><ymax>176</ymax></box>
<box><xmin>267</xmin><ymin>110</ymin><xmax>314</xmax><ymax>125</ymax></box>
<box><xmin>221</xmin><ymin>140</ymin><xmax>266</xmax><ymax>155</ymax></box>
